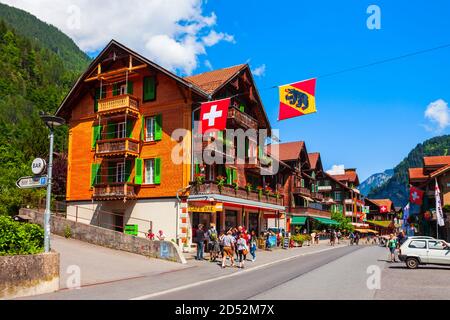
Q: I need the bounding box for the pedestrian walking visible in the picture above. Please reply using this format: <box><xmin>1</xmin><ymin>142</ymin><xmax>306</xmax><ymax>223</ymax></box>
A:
<box><xmin>249</xmin><ymin>230</ymin><xmax>257</xmax><ymax>262</ymax></box>
<box><xmin>330</xmin><ymin>230</ymin><xmax>336</xmax><ymax>246</ymax></box>
<box><xmin>221</xmin><ymin>230</ymin><xmax>236</xmax><ymax>268</ymax></box>
<box><xmin>195</xmin><ymin>224</ymin><xmax>206</xmax><ymax>261</ymax></box>
<box><xmin>355</xmin><ymin>232</ymin><xmax>360</xmax><ymax>245</ymax></box>
<box><xmin>337</xmin><ymin>231</ymin><xmax>342</xmax><ymax>244</ymax></box>
<box><xmin>236</xmin><ymin>233</ymin><xmax>249</xmax><ymax>268</ymax></box>
<box><xmin>207</xmin><ymin>224</ymin><xmax>219</xmax><ymax>262</ymax></box>
<box><xmin>349</xmin><ymin>231</ymin><xmax>355</xmax><ymax>245</ymax></box>
<box><xmin>218</xmin><ymin>230</ymin><xmax>225</xmax><ymax>259</ymax></box>
<box><xmin>387</xmin><ymin>233</ymin><xmax>398</xmax><ymax>262</ymax></box>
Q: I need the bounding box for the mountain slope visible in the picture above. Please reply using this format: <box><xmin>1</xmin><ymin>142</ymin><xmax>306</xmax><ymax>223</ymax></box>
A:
<box><xmin>0</xmin><ymin>2</ymin><xmax>90</xmax><ymax>72</ymax></box>
<box><xmin>0</xmin><ymin>7</ymin><xmax>89</xmax><ymax>215</ymax></box>
<box><xmin>368</xmin><ymin>135</ymin><xmax>450</xmax><ymax>206</ymax></box>
<box><xmin>359</xmin><ymin>169</ymin><xmax>393</xmax><ymax>196</ymax></box>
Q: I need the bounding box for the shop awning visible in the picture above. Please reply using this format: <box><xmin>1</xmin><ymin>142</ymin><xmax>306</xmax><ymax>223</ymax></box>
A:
<box><xmin>312</xmin><ymin>217</ymin><xmax>340</xmax><ymax>226</ymax></box>
<box><xmin>291</xmin><ymin>216</ymin><xmax>307</xmax><ymax>225</ymax></box>
<box><xmin>367</xmin><ymin>220</ymin><xmax>393</xmax><ymax>228</ymax></box>
<box><xmin>187</xmin><ymin>194</ymin><xmax>285</xmax><ymax>211</ymax></box>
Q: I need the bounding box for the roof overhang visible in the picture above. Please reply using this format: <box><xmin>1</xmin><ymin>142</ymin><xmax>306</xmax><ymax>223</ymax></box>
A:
<box><xmin>187</xmin><ymin>194</ymin><xmax>285</xmax><ymax>211</ymax></box>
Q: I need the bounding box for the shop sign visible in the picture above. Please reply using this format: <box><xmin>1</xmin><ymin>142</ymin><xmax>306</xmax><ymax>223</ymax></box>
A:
<box><xmin>188</xmin><ymin>205</ymin><xmax>217</xmax><ymax>213</ymax></box>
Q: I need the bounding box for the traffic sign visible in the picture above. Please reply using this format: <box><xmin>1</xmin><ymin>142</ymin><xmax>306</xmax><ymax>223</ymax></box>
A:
<box><xmin>31</xmin><ymin>158</ymin><xmax>47</xmax><ymax>175</ymax></box>
<box><xmin>16</xmin><ymin>175</ymin><xmax>48</xmax><ymax>189</ymax></box>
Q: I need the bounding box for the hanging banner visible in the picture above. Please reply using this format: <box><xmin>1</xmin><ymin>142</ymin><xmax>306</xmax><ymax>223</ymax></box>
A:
<box><xmin>278</xmin><ymin>78</ymin><xmax>316</xmax><ymax>121</ymax></box>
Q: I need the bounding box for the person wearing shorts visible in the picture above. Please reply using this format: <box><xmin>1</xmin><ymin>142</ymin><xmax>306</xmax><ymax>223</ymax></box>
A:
<box><xmin>221</xmin><ymin>230</ymin><xmax>236</xmax><ymax>268</ymax></box>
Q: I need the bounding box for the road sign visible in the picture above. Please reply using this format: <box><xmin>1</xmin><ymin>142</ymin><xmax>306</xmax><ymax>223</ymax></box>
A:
<box><xmin>16</xmin><ymin>175</ymin><xmax>48</xmax><ymax>189</ymax></box>
<box><xmin>31</xmin><ymin>158</ymin><xmax>47</xmax><ymax>175</ymax></box>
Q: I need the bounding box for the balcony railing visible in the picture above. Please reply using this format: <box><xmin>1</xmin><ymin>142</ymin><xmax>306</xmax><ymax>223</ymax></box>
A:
<box><xmin>293</xmin><ymin>187</ymin><xmax>311</xmax><ymax>197</ymax></box>
<box><xmin>312</xmin><ymin>192</ymin><xmax>324</xmax><ymax>201</ymax></box>
<box><xmin>96</xmin><ymin>138</ymin><xmax>139</xmax><ymax>157</ymax></box>
<box><xmin>317</xmin><ymin>185</ymin><xmax>332</xmax><ymax>191</ymax></box>
<box><xmin>289</xmin><ymin>207</ymin><xmax>331</xmax><ymax>218</ymax></box>
<box><xmin>190</xmin><ymin>181</ymin><xmax>283</xmax><ymax>206</ymax></box>
<box><xmin>344</xmin><ymin>199</ymin><xmax>354</xmax><ymax>205</ymax></box>
<box><xmin>228</xmin><ymin>107</ymin><xmax>258</xmax><ymax>130</ymax></box>
<box><xmin>93</xmin><ymin>182</ymin><xmax>137</xmax><ymax>200</ymax></box>
<box><xmin>98</xmin><ymin>94</ymin><xmax>139</xmax><ymax>115</ymax></box>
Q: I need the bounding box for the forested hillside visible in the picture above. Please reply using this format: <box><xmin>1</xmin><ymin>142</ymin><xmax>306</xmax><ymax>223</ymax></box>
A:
<box><xmin>368</xmin><ymin>135</ymin><xmax>450</xmax><ymax>206</ymax></box>
<box><xmin>0</xmin><ymin>2</ymin><xmax>90</xmax><ymax>72</ymax></box>
<box><xmin>0</xmin><ymin>11</ymin><xmax>89</xmax><ymax>215</ymax></box>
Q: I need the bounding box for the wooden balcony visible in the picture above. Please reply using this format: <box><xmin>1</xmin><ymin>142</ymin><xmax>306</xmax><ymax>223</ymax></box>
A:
<box><xmin>312</xmin><ymin>192</ymin><xmax>324</xmax><ymax>201</ymax></box>
<box><xmin>293</xmin><ymin>187</ymin><xmax>311</xmax><ymax>197</ymax></box>
<box><xmin>190</xmin><ymin>182</ymin><xmax>283</xmax><ymax>206</ymax></box>
<box><xmin>96</xmin><ymin>138</ymin><xmax>139</xmax><ymax>158</ymax></box>
<box><xmin>93</xmin><ymin>183</ymin><xmax>137</xmax><ymax>200</ymax></box>
<box><xmin>228</xmin><ymin>107</ymin><xmax>258</xmax><ymax>130</ymax></box>
<box><xmin>289</xmin><ymin>207</ymin><xmax>331</xmax><ymax>218</ymax></box>
<box><xmin>97</xmin><ymin>94</ymin><xmax>139</xmax><ymax>116</ymax></box>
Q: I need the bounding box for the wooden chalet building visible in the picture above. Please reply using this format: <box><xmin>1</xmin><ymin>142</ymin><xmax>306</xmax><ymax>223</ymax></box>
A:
<box><xmin>409</xmin><ymin>155</ymin><xmax>450</xmax><ymax>241</ymax></box>
<box><xmin>56</xmin><ymin>40</ymin><xmax>284</xmax><ymax>246</ymax></box>
<box><xmin>364</xmin><ymin>198</ymin><xmax>398</xmax><ymax>235</ymax></box>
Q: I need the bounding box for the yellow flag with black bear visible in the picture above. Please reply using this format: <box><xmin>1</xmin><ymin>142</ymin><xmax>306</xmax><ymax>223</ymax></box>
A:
<box><xmin>278</xmin><ymin>78</ymin><xmax>316</xmax><ymax>120</ymax></box>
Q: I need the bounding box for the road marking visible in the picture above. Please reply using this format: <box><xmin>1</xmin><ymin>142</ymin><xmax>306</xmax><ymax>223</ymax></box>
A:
<box><xmin>130</xmin><ymin>245</ymin><xmax>350</xmax><ymax>300</ymax></box>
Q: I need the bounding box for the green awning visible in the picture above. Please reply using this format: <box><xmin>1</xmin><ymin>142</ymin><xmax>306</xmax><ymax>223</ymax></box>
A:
<box><xmin>313</xmin><ymin>217</ymin><xmax>340</xmax><ymax>226</ymax></box>
<box><xmin>291</xmin><ymin>216</ymin><xmax>307</xmax><ymax>225</ymax></box>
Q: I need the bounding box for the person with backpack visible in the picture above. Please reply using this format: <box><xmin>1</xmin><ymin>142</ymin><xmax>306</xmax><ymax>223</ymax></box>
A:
<box><xmin>236</xmin><ymin>233</ymin><xmax>249</xmax><ymax>268</ymax></box>
<box><xmin>207</xmin><ymin>224</ymin><xmax>219</xmax><ymax>262</ymax></box>
<box><xmin>249</xmin><ymin>230</ymin><xmax>257</xmax><ymax>262</ymax></box>
<box><xmin>387</xmin><ymin>233</ymin><xmax>398</xmax><ymax>262</ymax></box>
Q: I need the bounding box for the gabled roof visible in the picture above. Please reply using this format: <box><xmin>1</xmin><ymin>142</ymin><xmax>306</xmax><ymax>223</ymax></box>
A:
<box><xmin>308</xmin><ymin>152</ymin><xmax>320</xmax><ymax>170</ymax></box>
<box><xmin>368</xmin><ymin>199</ymin><xmax>394</xmax><ymax>212</ymax></box>
<box><xmin>430</xmin><ymin>163</ymin><xmax>450</xmax><ymax>178</ymax></box>
<box><xmin>330</xmin><ymin>169</ymin><xmax>359</xmax><ymax>185</ymax></box>
<box><xmin>408</xmin><ymin>168</ymin><xmax>428</xmax><ymax>180</ymax></box>
<box><xmin>423</xmin><ymin>155</ymin><xmax>450</xmax><ymax>167</ymax></box>
<box><xmin>266</xmin><ymin>141</ymin><xmax>306</xmax><ymax>162</ymax></box>
<box><xmin>56</xmin><ymin>39</ymin><xmax>208</xmax><ymax>119</ymax></box>
<box><xmin>184</xmin><ymin>64</ymin><xmax>246</xmax><ymax>94</ymax></box>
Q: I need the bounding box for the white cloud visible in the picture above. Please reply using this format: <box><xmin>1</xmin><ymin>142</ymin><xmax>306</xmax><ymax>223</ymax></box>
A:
<box><xmin>0</xmin><ymin>0</ymin><xmax>234</xmax><ymax>75</ymax></box>
<box><xmin>327</xmin><ymin>164</ymin><xmax>345</xmax><ymax>175</ymax></box>
<box><xmin>252</xmin><ymin>64</ymin><xmax>266</xmax><ymax>77</ymax></box>
<box><xmin>424</xmin><ymin>99</ymin><xmax>449</xmax><ymax>132</ymax></box>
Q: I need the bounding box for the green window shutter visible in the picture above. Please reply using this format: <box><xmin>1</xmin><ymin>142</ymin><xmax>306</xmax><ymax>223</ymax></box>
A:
<box><xmin>225</xmin><ymin>167</ymin><xmax>232</xmax><ymax>184</ymax></box>
<box><xmin>154</xmin><ymin>114</ymin><xmax>162</xmax><ymax>141</ymax></box>
<box><xmin>91</xmin><ymin>163</ymin><xmax>100</xmax><ymax>187</ymax></box>
<box><xmin>258</xmin><ymin>145</ymin><xmax>264</xmax><ymax>159</ymax></box>
<box><xmin>140</xmin><ymin>116</ymin><xmax>145</xmax><ymax>141</ymax></box>
<box><xmin>154</xmin><ymin>158</ymin><xmax>161</xmax><ymax>184</ymax></box>
<box><xmin>127</xmin><ymin>81</ymin><xmax>134</xmax><ymax>95</ymax></box>
<box><xmin>245</xmin><ymin>138</ymin><xmax>249</xmax><ymax>158</ymax></box>
<box><xmin>135</xmin><ymin>158</ymin><xmax>143</xmax><ymax>185</ymax></box>
<box><xmin>92</xmin><ymin>125</ymin><xmax>102</xmax><ymax>148</ymax></box>
<box><xmin>195</xmin><ymin>164</ymin><xmax>200</xmax><ymax>174</ymax></box>
<box><xmin>311</xmin><ymin>184</ymin><xmax>315</xmax><ymax>192</ymax></box>
<box><xmin>239</xmin><ymin>104</ymin><xmax>245</xmax><ymax>112</ymax></box>
<box><xmin>217</xmin><ymin>130</ymin><xmax>223</xmax><ymax>142</ymax></box>
<box><xmin>232</xmin><ymin>169</ymin><xmax>238</xmax><ymax>184</ymax></box>
<box><xmin>125</xmin><ymin>160</ymin><xmax>132</xmax><ymax>183</ymax></box>
<box><xmin>126</xmin><ymin>119</ymin><xmax>133</xmax><ymax>138</ymax></box>
<box><xmin>113</xmin><ymin>83</ymin><xmax>119</xmax><ymax>96</ymax></box>
<box><xmin>94</xmin><ymin>88</ymin><xmax>100</xmax><ymax>112</ymax></box>
<box><xmin>301</xmin><ymin>179</ymin><xmax>305</xmax><ymax>188</ymax></box>
<box><xmin>108</xmin><ymin>163</ymin><xmax>115</xmax><ymax>183</ymax></box>
<box><xmin>143</xmin><ymin>76</ymin><xmax>156</xmax><ymax>101</ymax></box>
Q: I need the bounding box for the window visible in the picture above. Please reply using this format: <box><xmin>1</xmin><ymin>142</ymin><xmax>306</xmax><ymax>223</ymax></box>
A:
<box><xmin>119</xmin><ymin>84</ymin><xmax>127</xmax><ymax>95</ymax></box>
<box><xmin>334</xmin><ymin>191</ymin><xmax>342</xmax><ymax>201</ymax></box>
<box><xmin>144</xmin><ymin>159</ymin><xmax>155</xmax><ymax>184</ymax></box>
<box><xmin>428</xmin><ymin>241</ymin><xmax>448</xmax><ymax>250</ymax></box>
<box><xmin>408</xmin><ymin>240</ymin><xmax>427</xmax><ymax>249</ymax></box>
<box><xmin>143</xmin><ymin>76</ymin><xmax>156</xmax><ymax>101</ymax></box>
<box><xmin>116</xmin><ymin>163</ymin><xmax>125</xmax><ymax>183</ymax></box>
<box><xmin>145</xmin><ymin>117</ymin><xmax>155</xmax><ymax>141</ymax></box>
<box><xmin>144</xmin><ymin>115</ymin><xmax>162</xmax><ymax>141</ymax></box>
<box><xmin>117</xmin><ymin>122</ymin><xmax>125</xmax><ymax>139</ymax></box>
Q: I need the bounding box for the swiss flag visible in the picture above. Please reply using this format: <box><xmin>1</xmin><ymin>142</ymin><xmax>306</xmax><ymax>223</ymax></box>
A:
<box><xmin>199</xmin><ymin>98</ymin><xmax>230</xmax><ymax>134</ymax></box>
<box><xmin>409</xmin><ymin>186</ymin><xmax>424</xmax><ymax>205</ymax></box>
<box><xmin>380</xmin><ymin>206</ymin><xmax>388</xmax><ymax>213</ymax></box>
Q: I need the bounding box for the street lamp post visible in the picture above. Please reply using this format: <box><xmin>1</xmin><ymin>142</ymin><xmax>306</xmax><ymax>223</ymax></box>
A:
<box><xmin>40</xmin><ymin>113</ymin><xmax>65</xmax><ymax>253</ymax></box>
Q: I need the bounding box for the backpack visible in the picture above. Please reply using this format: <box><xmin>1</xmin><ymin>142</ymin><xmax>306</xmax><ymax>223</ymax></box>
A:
<box><xmin>209</xmin><ymin>229</ymin><xmax>218</xmax><ymax>241</ymax></box>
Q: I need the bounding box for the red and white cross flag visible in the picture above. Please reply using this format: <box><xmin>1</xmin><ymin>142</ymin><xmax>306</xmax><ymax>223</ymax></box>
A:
<box><xmin>199</xmin><ymin>98</ymin><xmax>230</xmax><ymax>134</ymax></box>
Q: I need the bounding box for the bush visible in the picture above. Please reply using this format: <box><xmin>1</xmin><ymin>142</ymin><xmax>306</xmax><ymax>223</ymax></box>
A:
<box><xmin>64</xmin><ymin>224</ymin><xmax>71</xmax><ymax>239</ymax></box>
<box><xmin>291</xmin><ymin>234</ymin><xmax>311</xmax><ymax>244</ymax></box>
<box><xmin>0</xmin><ymin>215</ymin><xmax>44</xmax><ymax>255</ymax></box>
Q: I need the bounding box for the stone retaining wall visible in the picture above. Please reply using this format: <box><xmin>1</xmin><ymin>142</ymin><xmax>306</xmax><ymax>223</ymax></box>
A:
<box><xmin>0</xmin><ymin>251</ymin><xmax>59</xmax><ymax>300</ymax></box>
<box><xmin>20</xmin><ymin>208</ymin><xmax>186</xmax><ymax>264</ymax></box>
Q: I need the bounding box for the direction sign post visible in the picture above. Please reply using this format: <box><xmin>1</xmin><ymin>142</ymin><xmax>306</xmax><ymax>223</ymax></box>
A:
<box><xmin>16</xmin><ymin>176</ymin><xmax>48</xmax><ymax>189</ymax></box>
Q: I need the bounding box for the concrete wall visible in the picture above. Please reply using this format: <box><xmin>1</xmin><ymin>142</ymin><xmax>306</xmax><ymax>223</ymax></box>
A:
<box><xmin>21</xmin><ymin>208</ymin><xmax>186</xmax><ymax>264</ymax></box>
<box><xmin>66</xmin><ymin>198</ymin><xmax>179</xmax><ymax>241</ymax></box>
<box><xmin>0</xmin><ymin>252</ymin><xmax>59</xmax><ymax>300</ymax></box>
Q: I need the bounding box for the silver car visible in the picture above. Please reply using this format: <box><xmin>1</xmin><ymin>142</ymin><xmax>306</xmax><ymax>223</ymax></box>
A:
<box><xmin>398</xmin><ymin>237</ymin><xmax>450</xmax><ymax>269</ymax></box>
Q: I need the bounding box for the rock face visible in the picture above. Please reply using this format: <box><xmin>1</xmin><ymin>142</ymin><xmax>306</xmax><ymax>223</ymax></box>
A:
<box><xmin>359</xmin><ymin>169</ymin><xmax>394</xmax><ymax>196</ymax></box>
<box><xmin>0</xmin><ymin>251</ymin><xmax>59</xmax><ymax>300</ymax></box>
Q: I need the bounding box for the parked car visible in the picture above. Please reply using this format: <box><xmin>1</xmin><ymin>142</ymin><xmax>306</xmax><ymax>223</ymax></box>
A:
<box><xmin>398</xmin><ymin>237</ymin><xmax>450</xmax><ymax>269</ymax></box>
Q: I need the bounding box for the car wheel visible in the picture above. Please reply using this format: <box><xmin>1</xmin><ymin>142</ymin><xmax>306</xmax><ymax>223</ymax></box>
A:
<box><xmin>406</xmin><ymin>257</ymin><xmax>419</xmax><ymax>269</ymax></box>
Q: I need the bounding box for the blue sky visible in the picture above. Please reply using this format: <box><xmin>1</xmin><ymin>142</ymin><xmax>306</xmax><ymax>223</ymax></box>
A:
<box><xmin>194</xmin><ymin>0</ymin><xmax>450</xmax><ymax>180</ymax></box>
<box><xmin>4</xmin><ymin>0</ymin><xmax>449</xmax><ymax>181</ymax></box>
